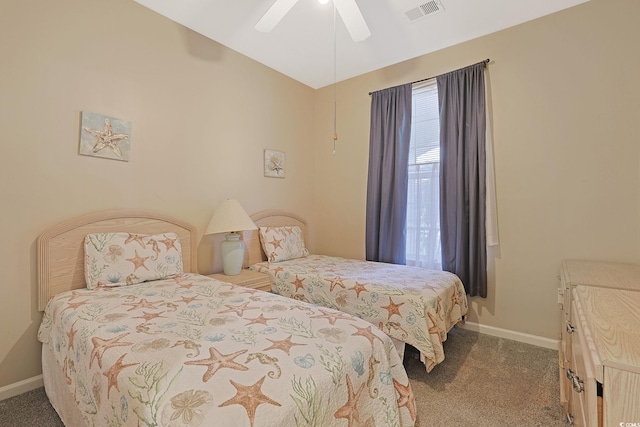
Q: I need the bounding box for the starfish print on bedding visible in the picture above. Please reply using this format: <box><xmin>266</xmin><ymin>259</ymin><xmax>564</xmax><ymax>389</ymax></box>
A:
<box><xmin>66</xmin><ymin>290</ymin><xmax>94</xmax><ymax>302</ymax></box>
<box><xmin>334</xmin><ymin>374</ymin><xmax>365</xmax><ymax>427</ymax></box>
<box><xmin>381</xmin><ymin>297</ymin><xmax>404</xmax><ymax>319</ymax></box>
<box><xmin>351</xmin><ymin>324</ymin><xmax>384</xmax><ymax>349</ymax></box>
<box><xmin>219</xmin><ymin>301</ymin><xmax>260</xmax><ymax>317</ymax></box>
<box><xmin>448</xmin><ymin>291</ymin><xmax>462</xmax><ymax>318</ymax></box>
<box><xmin>292</xmin><ymin>275</ymin><xmax>305</xmax><ymax>292</ymax></box>
<box><xmin>427</xmin><ymin>312</ymin><xmax>441</xmax><ymax>336</ymax></box>
<box><xmin>273</xmin><ymin>266</ymin><xmax>285</xmax><ymax>275</ymax></box>
<box><xmin>245</xmin><ymin>313</ymin><xmax>277</xmax><ymax>326</ymax></box>
<box><xmin>349</xmin><ymin>281</ymin><xmax>369</xmax><ymax>298</ymax></box>
<box><xmin>84</xmin><ymin>118</ymin><xmax>129</xmax><ymax>157</ymax></box>
<box><xmin>324</xmin><ymin>276</ymin><xmax>346</xmax><ymax>292</ymax></box>
<box><xmin>133</xmin><ymin>311</ymin><xmax>167</xmax><ymax>322</ymax></box>
<box><xmin>64</xmin><ymin>299</ymin><xmax>90</xmax><ymax>312</ymax></box>
<box><xmin>268</xmin><ymin>237</ymin><xmax>283</xmax><ymax>250</ymax></box>
<box><xmin>126</xmin><ymin>250</ymin><xmax>150</xmax><ymax>271</ymax></box>
<box><xmin>62</xmin><ymin>356</ymin><xmax>73</xmax><ymax>385</ymax></box>
<box><xmin>219</xmin><ymin>376</ymin><xmax>281</xmax><ymax>427</ymax></box>
<box><xmin>159</xmin><ymin>235</ymin><xmax>178</xmax><ymax>251</ymax></box>
<box><xmin>262</xmin><ymin>335</ymin><xmax>305</xmax><ymax>355</ymax></box>
<box><xmin>122</xmin><ymin>298</ymin><xmax>160</xmax><ymax>312</ymax></box>
<box><xmin>66</xmin><ymin>322</ymin><xmax>78</xmax><ymax>351</ymax></box>
<box><xmin>104</xmin><ymin>353</ymin><xmax>138</xmax><ymax>398</ymax></box>
<box><xmin>90</xmin><ymin>333</ymin><xmax>133</xmax><ymax>369</ymax></box>
<box><xmin>179</xmin><ymin>295</ymin><xmax>200</xmax><ymax>305</ymax></box>
<box><xmin>309</xmin><ymin>308</ymin><xmax>353</xmax><ymax>325</ymax></box>
<box><xmin>392</xmin><ymin>377</ymin><xmax>417</xmax><ymax>421</ymax></box>
<box><xmin>185</xmin><ymin>347</ymin><xmax>248</xmax><ymax>382</ymax></box>
<box><xmin>124</xmin><ymin>233</ymin><xmax>146</xmax><ymax>248</ymax></box>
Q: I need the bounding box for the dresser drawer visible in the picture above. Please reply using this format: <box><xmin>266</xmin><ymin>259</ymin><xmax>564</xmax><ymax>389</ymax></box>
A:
<box><xmin>604</xmin><ymin>368</ymin><xmax>640</xmax><ymax>426</ymax></box>
<box><xmin>560</xmin><ymin>261</ymin><xmax>640</xmax><ymax>427</ymax></box>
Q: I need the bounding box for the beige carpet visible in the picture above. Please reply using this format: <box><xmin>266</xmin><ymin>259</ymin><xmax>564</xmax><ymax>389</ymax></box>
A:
<box><xmin>405</xmin><ymin>327</ymin><xmax>565</xmax><ymax>427</ymax></box>
<box><xmin>0</xmin><ymin>328</ymin><xmax>564</xmax><ymax>426</ymax></box>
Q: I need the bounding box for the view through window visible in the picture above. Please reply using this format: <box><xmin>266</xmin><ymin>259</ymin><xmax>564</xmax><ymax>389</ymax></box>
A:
<box><xmin>406</xmin><ymin>81</ymin><xmax>441</xmax><ymax>270</ymax></box>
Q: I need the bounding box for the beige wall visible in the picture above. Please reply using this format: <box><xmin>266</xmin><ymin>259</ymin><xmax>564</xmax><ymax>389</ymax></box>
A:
<box><xmin>0</xmin><ymin>0</ymin><xmax>315</xmax><ymax>387</ymax></box>
<box><xmin>313</xmin><ymin>0</ymin><xmax>640</xmax><ymax>339</ymax></box>
<box><xmin>2</xmin><ymin>0</ymin><xmax>639</xmax><ymax>390</ymax></box>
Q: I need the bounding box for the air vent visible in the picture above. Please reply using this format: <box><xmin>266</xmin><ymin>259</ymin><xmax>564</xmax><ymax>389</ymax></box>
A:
<box><xmin>404</xmin><ymin>1</ymin><xmax>444</xmax><ymax>22</ymax></box>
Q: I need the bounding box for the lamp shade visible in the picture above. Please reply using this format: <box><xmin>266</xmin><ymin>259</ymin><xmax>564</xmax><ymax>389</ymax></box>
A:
<box><xmin>205</xmin><ymin>199</ymin><xmax>257</xmax><ymax>276</ymax></box>
<box><xmin>205</xmin><ymin>199</ymin><xmax>257</xmax><ymax>235</ymax></box>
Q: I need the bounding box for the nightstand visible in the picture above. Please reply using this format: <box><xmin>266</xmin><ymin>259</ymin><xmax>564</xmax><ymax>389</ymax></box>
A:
<box><xmin>207</xmin><ymin>269</ymin><xmax>272</xmax><ymax>293</ymax></box>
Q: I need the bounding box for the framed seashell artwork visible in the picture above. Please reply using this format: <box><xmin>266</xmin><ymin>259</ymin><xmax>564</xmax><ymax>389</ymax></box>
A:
<box><xmin>79</xmin><ymin>111</ymin><xmax>131</xmax><ymax>161</ymax></box>
<box><xmin>264</xmin><ymin>149</ymin><xmax>285</xmax><ymax>178</ymax></box>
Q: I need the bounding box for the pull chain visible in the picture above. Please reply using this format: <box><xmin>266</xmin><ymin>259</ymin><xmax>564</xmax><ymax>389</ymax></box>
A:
<box><xmin>332</xmin><ymin>0</ymin><xmax>337</xmax><ymax>155</ymax></box>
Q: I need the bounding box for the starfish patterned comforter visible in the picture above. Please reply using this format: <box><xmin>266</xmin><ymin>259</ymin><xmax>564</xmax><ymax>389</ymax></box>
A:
<box><xmin>250</xmin><ymin>255</ymin><xmax>468</xmax><ymax>372</ymax></box>
<box><xmin>38</xmin><ymin>273</ymin><xmax>416</xmax><ymax>427</ymax></box>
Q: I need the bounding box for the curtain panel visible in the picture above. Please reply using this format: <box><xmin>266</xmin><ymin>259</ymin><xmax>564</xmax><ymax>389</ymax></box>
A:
<box><xmin>437</xmin><ymin>62</ymin><xmax>488</xmax><ymax>297</ymax></box>
<box><xmin>365</xmin><ymin>84</ymin><xmax>412</xmax><ymax>264</ymax></box>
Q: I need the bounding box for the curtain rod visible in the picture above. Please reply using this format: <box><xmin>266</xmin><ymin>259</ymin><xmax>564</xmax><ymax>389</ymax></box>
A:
<box><xmin>368</xmin><ymin>58</ymin><xmax>491</xmax><ymax>95</ymax></box>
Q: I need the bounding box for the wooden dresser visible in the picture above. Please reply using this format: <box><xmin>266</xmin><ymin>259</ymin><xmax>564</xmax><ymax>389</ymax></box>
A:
<box><xmin>558</xmin><ymin>260</ymin><xmax>640</xmax><ymax>426</ymax></box>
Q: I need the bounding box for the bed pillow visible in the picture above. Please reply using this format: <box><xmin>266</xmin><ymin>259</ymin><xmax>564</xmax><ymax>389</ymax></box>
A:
<box><xmin>259</xmin><ymin>226</ymin><xmax>309</xmax><ymax>263</ymax></box>
<box><xmin>84</xmin><ymin>232</ymin><xmax>183</xmax><ymax>289</ymax></box>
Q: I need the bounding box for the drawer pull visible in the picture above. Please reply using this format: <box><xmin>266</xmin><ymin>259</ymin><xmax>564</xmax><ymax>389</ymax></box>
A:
<box><xmin>566</xmin><ymin>412</ymin><xmax>574</xmax><ymax>425</ymax></box>
<box><xmin>566</xmin><ymin>368</ymin><xmax>574</xmax><ymax>380</ymax></box>
<box><xmin>571</xmin><ymin>375</ymin><xmax>584</xmax><ymax>393</ymax></box>
<box><xmin>566</xmin><ymin>322</ymin><xmax>575</xmax><ymax>334</ymax></box>
<box><xmin>566</xmin><ymin>369</ymin><xmax>584</xmax><ymax>392</ymax></box>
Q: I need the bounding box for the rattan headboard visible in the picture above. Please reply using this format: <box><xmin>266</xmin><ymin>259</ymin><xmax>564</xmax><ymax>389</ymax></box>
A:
<box><xmin>37</xmin><ymin>209</ymin><xmax>198</xmax><ymax>311</ymax></box>
<box><xmin>242</xmin><ymin>210</ymin><xmax>308</xmax><ymax>268</ymax></box>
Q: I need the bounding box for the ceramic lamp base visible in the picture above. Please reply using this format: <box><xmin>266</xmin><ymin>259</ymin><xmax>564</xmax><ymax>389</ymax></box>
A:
<box><xmin>220</xmin><ymin>232</ymin><xmax>245</xmax><ymax>275</ymax></box>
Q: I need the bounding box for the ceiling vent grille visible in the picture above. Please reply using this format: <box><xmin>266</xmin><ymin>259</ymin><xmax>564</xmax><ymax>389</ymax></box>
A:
<box><xmin>405</xmin><ymin>1</ymin><xmax>444</xmax><ymax>22</ymax></box>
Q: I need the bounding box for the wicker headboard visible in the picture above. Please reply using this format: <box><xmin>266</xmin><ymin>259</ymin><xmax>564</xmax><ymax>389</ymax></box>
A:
<box><xmin>242</xmin><ymin>210</ymin><xmax>308</xmax><ymax>267</ymax></box>
<box><xmin>37</xmin><ymin>209</ymin><xmax>198</xmax><ymax>311</ymax></box>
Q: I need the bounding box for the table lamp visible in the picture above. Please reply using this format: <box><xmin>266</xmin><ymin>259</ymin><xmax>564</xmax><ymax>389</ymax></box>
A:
<box><xmin>205</xmin><ymin>199</ymin><xmax>257</xmax><ymax>275</ymax></box>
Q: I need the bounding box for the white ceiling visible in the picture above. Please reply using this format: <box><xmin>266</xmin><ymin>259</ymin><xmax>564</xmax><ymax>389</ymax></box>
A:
<box><xmin>134</xmin><ymin>0</ymin><xmax>589</xmax><ymax>89</ymax></box>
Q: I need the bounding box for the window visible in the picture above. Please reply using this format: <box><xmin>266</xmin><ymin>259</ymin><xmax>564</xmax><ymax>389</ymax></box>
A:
<box><xmin>406</xmin><ymin>81</ymin><xmax>441</xmax><ymax>270</ymax></box>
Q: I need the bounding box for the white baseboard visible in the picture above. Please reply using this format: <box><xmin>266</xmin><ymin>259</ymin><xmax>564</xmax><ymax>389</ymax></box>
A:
<box><xmin>0</xmin><ymin>375</ymin><xmax>43</xmax><ymax>402</ymax></box>
<box><xmin>461</xmin><ymin>321</ymin><xmax>559</xmax><ymax>350</ymax></box>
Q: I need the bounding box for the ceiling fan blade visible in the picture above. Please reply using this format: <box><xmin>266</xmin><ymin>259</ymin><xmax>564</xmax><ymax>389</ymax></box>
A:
<box><xmin>255</xmin><ymin>0</ymin><xmax>299</xmax><ymax>32</ymax></box>
<box><xmin>334</xmin><ymin>0</ymin><xmax>371</xmax><ymax>42</ymax></box>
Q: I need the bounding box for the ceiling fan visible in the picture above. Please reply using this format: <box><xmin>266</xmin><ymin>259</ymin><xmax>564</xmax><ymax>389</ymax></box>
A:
<box><xmin>255</xmin><ymin>0</ymin><xmax>371</xmax><ymax>42</ymax></box>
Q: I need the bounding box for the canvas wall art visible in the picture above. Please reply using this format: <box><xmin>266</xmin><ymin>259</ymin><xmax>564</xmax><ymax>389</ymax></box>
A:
<box><xmin>79</xmin><ymin>111</ymin><xmax>131</xmax><ymax>161</ymax></box>
<box><xmin>264</xmin><ymin>149</ymin><xmax>285</xmax><ymax>178</ymax></box>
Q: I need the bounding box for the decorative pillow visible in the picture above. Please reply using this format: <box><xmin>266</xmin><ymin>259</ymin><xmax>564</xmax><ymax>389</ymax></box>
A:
<box><xmin>259</xmin><ymin>226</ymin><xmax>309</xmax><ymax>263</ymax></box>
<box><xmin>84</xmin><ymin>232</ymin><xmax>183</xmax><ymax>289</ymax></box>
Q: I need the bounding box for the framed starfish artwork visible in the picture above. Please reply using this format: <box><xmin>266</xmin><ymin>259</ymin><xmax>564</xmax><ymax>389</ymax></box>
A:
<box><xmin>264</xmin><ymin>149</ymin><xmax>285</xmax><ymax>178</ymax></box>
<box><xmin>79</xmin><ymin>111</ymin><xmax>132</xmax><ymax>161</ymax></box>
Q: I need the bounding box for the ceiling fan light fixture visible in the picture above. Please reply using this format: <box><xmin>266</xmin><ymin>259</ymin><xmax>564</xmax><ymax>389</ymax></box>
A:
<box><xmin>256</xmin><ymin>0</ymin><xmax>370</xmax><ymax>42</ymax></box>
<box><xmin>255</xmin><ymin>0</ymin><xmax>299</xmax><ymax>32</ymax></box>
<box><xmin>334</xmin><ymin>0</ymin><xmax>370</xmax><ymax>41</ymax></box>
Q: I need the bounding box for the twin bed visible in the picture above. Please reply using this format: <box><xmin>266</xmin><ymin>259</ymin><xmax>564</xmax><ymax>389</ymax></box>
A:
<box><xmin>36</xmin><ymin>210</ymin><xmax>417</xmax><ymax>427</ymax></box>
<box><xmin>243</xmin><ymin>210</ymin><xmax>469</xmax><ymax>372</ymax></box>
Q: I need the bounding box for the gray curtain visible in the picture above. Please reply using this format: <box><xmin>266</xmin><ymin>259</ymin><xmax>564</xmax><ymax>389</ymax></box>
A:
<box><xmin>437</xmin><ymin>62</ymin><xmax>487</xmax><ymax>297</ymax></box>
<box><xmin>365</xmin><ymin>84</ymin><xmax>412</xmax><ymax>263</ymax></box>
